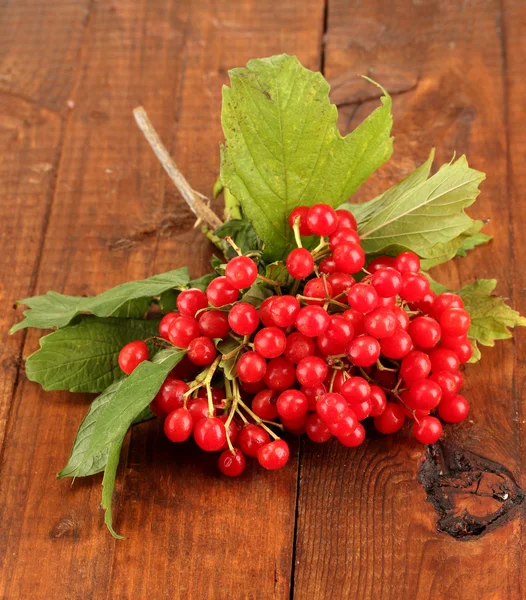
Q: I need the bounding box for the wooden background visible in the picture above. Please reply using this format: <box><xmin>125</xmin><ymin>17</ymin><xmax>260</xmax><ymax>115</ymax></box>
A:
<box><xmin>0</xmin><ymin>0</ymin><xmax>524</xmax><ymax>598</ymax></box>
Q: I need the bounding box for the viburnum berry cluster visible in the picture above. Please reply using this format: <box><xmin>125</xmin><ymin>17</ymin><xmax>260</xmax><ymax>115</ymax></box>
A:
<box><xmin>118</xmin><ymin>203</ymin><xmax>472</xmax><ymax>477</ymax></box>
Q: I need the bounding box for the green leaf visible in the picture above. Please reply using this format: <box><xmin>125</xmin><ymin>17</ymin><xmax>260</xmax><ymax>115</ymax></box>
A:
<box><xmin>345</xmin><ymin>154</ymin><xmax>485</xmax><ymax>259</ymax></box>
<box><xmin>11</xmin><ymin>268</ymin><xmax>190</xmax><ymax>333</ymax></box>
<box><xmin>423</xmin><ymin>272</ymin><xmax>448</xmax><ymax>295</ymax></box>
<box><xmin>215</xmin><ymin>219</ymin><xmax>263</xmax><ymax>259</ymax></box>
<box><xmin>264</xmin><ymin>261</ymin><xmax>294</xmax><ymax>289</ymax></box>
<box><xmin>188</xmin><ymin>272</ymin><xmax>218</xmax><ymax>292</ymax></box>
<box><xmin>456</xmin><ymin>228</ymin><xmax>492</xmax><ymax>257</ymax></box>
<box><xmin>101</xmin><ymin>434</ymin><xmax>126</xmax><ymax>539</ymax></box>
<box><xmin>26</xmin><ymin>317</ymin><xmax>160</xmax><ymax>393</ymax></box>
<box><xmin>217</xmin><ymin>337</ymin><xmax>241</xmax><ymax>380</ymax></box>
<box><xmin>111</xmin><ymin>298</ymin><xmax>151</xmax><ymax>318</ymax></box>
<box><xmin>220</xmin><ymin>54</ymin><xmax>393</xmax><ymax>261</ymax></box>
<box><xmin>241</xmin><ymin>283</ymin><xmax>274</xmax><ymax>308</ymax></box>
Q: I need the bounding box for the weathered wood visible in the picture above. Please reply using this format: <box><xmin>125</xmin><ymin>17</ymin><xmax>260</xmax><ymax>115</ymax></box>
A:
<box><xmin>293</xmin><ymin>1</ymin><xmax>523</xmax><ymax>598</ymax></box>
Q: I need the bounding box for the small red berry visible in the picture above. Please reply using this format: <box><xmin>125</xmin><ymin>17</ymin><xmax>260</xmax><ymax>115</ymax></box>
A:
<box><xmin>118</xmin><ymin>341</ymin><xmax>148</xmax><ymax>374</ymax></box>
<box><xmin>296</xmin><ymin>356</ymin><xmax>328</xmax><ymax>387</ymax></box>
<box><xmin>177</xmin><ymin>288</ymin><xmax>208</xmax><ymax>317</ymax></box>
<box><xmin>438</xmin><ymin>393</ymin><xmax>469</xmax><ymax>423</ymax></box>
<box><xmin>429</xmin><ymin>348</ymin><xmax>460</xmax><ymax>373</ymax></box>
<box><xmin>236</xmin><ymin>351</ymin><xmax>267</xmax><ymax>383</ymax></box>
<box><xmin>254</xmin><ymin>327</ymin><xmax>287</xmax><ymax>359</ymax></box>
<box><xmin>316</xmin><ymin>392</ymin><xmax>349</xmax><ymax>424</ymax></box>
<box><xmin>400</xmin><ymin>350</ymin><xmax>432</xmax><ymax>383</ymax></box>
<box><xmin>329</xmin><ymin>228</ymin><xmax>360</xmax><ymax>250</ymax></box>
<box><xmin>301</xmin><ymin>383</ymin><xmax>327</xmax><ymax>411</ymax></box>
<box><xmin>264</xmin><ymin>357</ymin><xmax>296</xmax><ymax>391</ymax></box>
<box><xmin>439</xmin><ymin>308</ymin><xmax>471</xmax><ymax>337</ymax></box>
<box><xmin>303</xmin><ymin>278</ymin><xmax>332</xmax><ymax>305</ymax></box>
<box><xmin>193</xmin><ymin>417</ymin><xmax>227</xmax><ymax>452</ymax></box>
<box><xmin>399</xmin><ymin>272</ymin><xmax>429</xmax><ymax>302</ymax></box>
<box><xmin>329</xmin><ymin>413</ymin><xmax>359</xmax><ymax>438</ymax></box>
<box><xmin>251</xmin><ymin>389</ymin><xmax>279</xmax><ymax>420</ymax></box>
<box><xmin>225</xmin><ymin>256</ymin><xmax>258</xmax><ymax>290</ymax></box>
<box><xmin>228</xmin><ymin>302</ymin><xmax>260</xmax><ymax>336</ymax></box>
<box><xmin>206</xmin><ymin>276</ymin><xmax>239</xmax><ymax>307</ymax></box>
<box><xmin>187</xmin><ymin>398</ymin><xmax>210</xmax><ymax>425</ymax></box>
<box><xmin>346</xmin><ymin>336</ymin><xmax>381</xmax><ymax>367</ymax></box>
<box><xmin>257</xmin><ymin>439</ymin><xmax>290</xmax><ymax>470</ymax></box>
<box><xmin>369</xmin><ymin>385</ymin><xmax>387</xmax><ymax>417</ymax></box>
<box><xmin>150</xmin><ymin>377</ymin><xmax>189</xmax><ymax>416</ymax></box>
<box><xmin>159</xmin><ymin>312</ymin><xmax>179</xmax><ymax>340</ymax></box>
<box><xmin>333</xmin><ymin>242</ymin><xmax>365</xmax><ymax>274</ymax></box>
<box><xmin>395</xmin><ymin>251</ymin><xmax>420</xmax><ymax>274</ymax></box>
<box><xmin>284</xmin><ymin>332</ymin><xmax>316</xmax><ymax>364</ymax></box>
<box><xmin>277</xmin><ymin>390</ymin><xmax>308</xmax><ymax>420</ymax></box>
<box><xmin>432</xmin><ymin>293</ymin><xmax>464</xmax><ymax>318</ymax></box>
<box><xmin>286</xmin><ymin>247</ymin><xmax>314</xmax><ymax>279</ymax></box>
<box><xmin>371</xmin><ymin>268</ymin><xmax>403</xmax><ymax>297</ymax></box>
<box><xmin>367</xmin><ymin>256</ymin><xmax>397</xmax><ymax>272</ymax></box>
<box><xmin>408</xmin><ymin>316</ymin><xmax>441</xmax><ymax>349</ymax></box>
<box><xmin>327</xmin><ymin>272</ymin><xmax>354</xmax><ymax>297</ymax></box>
<box><xmin>307</xmin><ymin>204</ymin><xmax>338</xmax><ymax>236</ymax></box>
<box><xmin>380</xmin><ymin>328</ymin><xmax>412</xmax><ymax>359</ymax></box>
<box><xmin>338</xmin><ymin>422</ymin><xmax>366</xmax><ymax>447</ymax></box>
<box><xmin>305</xmin><ymin>413</ymin><xmax>332</xmax><ymax>443</ymax></box>
<box><xmin>335</xmin><ymin>209</ymin><xmax>357</xmax><ymax>231</ymax></box>
<box><xmin>164</xmin><ymin>408</ymin><xmax>193</xmax><ymax>442</ymax></box>
<box><xmin>270</xmin><ymin>295</ymin><xmax>300</xmax><ymax>327</ymax></box>
<box><xmin>187</xmin><ymin>336</ymin><xmax>217</xmax><ymax>366</ymax></box>
<box><xmin>347</xmin><ymin>283</ymin><xmax>378</xmax><ymax>314</ymax></box>
<box><xmin>289</xmin><ymin>206</ymin><xmax>312</xmax><ymax>236</ymax></box>
<box><xmin>413</xmin><ymin>415</ymin><xmax>442</xmax><ymax>444</ymax></box>
<box><xmin>238</xmin><ymin>424</ymin><xmax>270</xmax><ymax>457</ymax></box>
<box><xmin>295</xmin><ymin>305</ymin><xmax>330</xmax><ymax>337</ymax></box>
<box><xmin>407</xmin><ymin>379</ymin><xmax>442</xmax><ymax>410</ymax></box>
<box><xmin>198</xmin><ymin>310</ymin><xmax>230</xmax><ymax>339</ymax></box>
<box><xmin>259</xmin><ymin>296</ymin><xmax>277</xmax><ymax>327</ymax></box>
<box><xmin>168</xmin><ymin>315</ymin><xmax>200</xmax><ymax>348</ymax></box>
<box><xmin>364</xmin><ymin>308</ymin><xmax>397</xmax><ymax>339</ymax></box>
<box><xmin>373</xmin><ymin>402</ymin><xmax>405</xmax><ymax>434</ymax></box>
<box><xmin>218</xmin><ymin>448</ymin><xmax>246</xmax><ymax>477</ymax></box>
<box><xmin>319</xmin><ymin>256</ymin><xmax>338</xmax><ymax>274</ymax></box>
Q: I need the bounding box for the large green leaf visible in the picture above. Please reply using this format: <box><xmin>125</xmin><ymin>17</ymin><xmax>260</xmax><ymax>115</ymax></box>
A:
<box><xmin>344</xmin><ymin>154</ymin><xmax>485</xmax><ymax>258</ymax></box>
<box><xmin>26</xmin><ymin>317</ymin><xmax>160</xmax><ymax>393</ymax></box>
<box><xmin>220</xmin><ymin>54</ymin><xmax>393</xmax><ymax>261</ymax></box>
<box><xmin>11</xmin><ymin>268</ymin><xmax>190</xmax><ymax>333</ymax></box>
<box><xmin>101</xmin><ymin>434</ymin><xmax>126</xmax><ymax>539</ymax></box>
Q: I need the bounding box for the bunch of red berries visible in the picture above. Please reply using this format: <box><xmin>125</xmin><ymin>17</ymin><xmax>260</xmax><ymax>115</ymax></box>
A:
<box><xmin>118</xmin><ymin>203</ymin><xmax>472</xmax><ymax>477</ymax></box>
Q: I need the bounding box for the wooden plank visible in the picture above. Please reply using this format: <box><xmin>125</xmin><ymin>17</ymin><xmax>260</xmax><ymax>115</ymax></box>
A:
<box><xmin>293</xmin><ymin>1</ymin><xmax>523</xmax><ymax>598</ymax></box>
<box><xmin>0</xmin><ymin>1</ymin><xmax>325</xmax><ymax>598</ymax></box>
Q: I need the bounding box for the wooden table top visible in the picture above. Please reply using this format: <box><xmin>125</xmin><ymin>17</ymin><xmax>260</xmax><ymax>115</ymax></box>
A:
<box><xmin>0</xmin><ymin>1</ymin><xmax>524</xmax><ymax>598</ymax></box>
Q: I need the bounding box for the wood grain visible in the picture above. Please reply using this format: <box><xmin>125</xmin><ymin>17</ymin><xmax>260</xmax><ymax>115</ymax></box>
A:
<box><xmin>293</xmin><ymin>1</ymin><xmax>523</xmax><ymax>598</ymax></box>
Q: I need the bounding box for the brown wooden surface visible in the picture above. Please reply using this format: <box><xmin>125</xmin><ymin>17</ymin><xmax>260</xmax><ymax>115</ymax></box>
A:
<box><xmin>0</xmin><ymin>1</ymin><xmax>523</xmax><ymax>599</ymax></box>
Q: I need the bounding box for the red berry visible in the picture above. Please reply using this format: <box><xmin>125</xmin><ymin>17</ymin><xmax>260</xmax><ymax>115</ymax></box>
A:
<box><xmin>206</xmin><ymin>276</ymin><xmax>239</xmax><ymax>307</ymax></box>
<box><xmin>325</xmin><ymin>315</ymin><xmax>353</xmax><ymax>345</ymax></box>
<box><xmin>164</xmin><ymin>408</ymin><xmax>193</xmax><ymax>442</ymax></box>
<box><xmin>408</xmin><ymin>316</ymin><xmax>441</xmax><ymax>349</ymax></box>
<box><xmin>364</xmin><ymin>308</ymin><xmax>397</xmax><ymax>339</ymax></box>
<box><xmin>451</xmin><ymin>370</ymin><xmax>464</xmax><ymax>390</ymax></box>
<box><xmin>371</xmin><ymin>268</ymin><xmax>403</xmax><ymax>297</ymax></box>
<box><xmin>218</xmin><ymin>415</ymin><xmax>239</xmax><ymax>449</ymax></box>
<box><xmin>329</xmin><ymin>412</ymin><xmax>358</xmax><ymax>436</ymax></box>
<box><xmin>429</xmin><ymin>348</ymin><xmax>460</xmax><ymax>373</ymax></box>
<box><xmin>296</xmin><ymin>356</ymin><xmax>328</xmax><ymax>387</ymax></box>
<box><xmin>295</xmin><ymin>305</ymin><xmax>330</xmax><ymax>337</ymax></box>
<box><xmin>254</xmin><ymin>327</ymin><xmax>287</xmax><ymax>359</ymax></box>
<box><xmin>238</xmin><ymin>424</ymin><xmax>270</xmax><ymax>457</ymax></box>
<box><xmin>159</xmin><ymin>312</ymin><xmax>179</xmax><ymax>340</ymax></box>
<box><xmin>305</xmin><ymin>413</ymin><xmax>332</xmax><ymax>443</ymax></box>
<box><xmin>432</xmin><ymin>293</ymin><xmax>464</xmax><ymax>318</ymax></box>
<box><xmin>380</xmin><ymin>328</ymin><xmax>412</xmax><ymax>359</ymax></box>
<box><xmin>281</xmin><ymin>415</ymin><xmax>307</xmax><ymax>433</ymax></box>
<box><xmin>347</xmin><ymin>283</ymin><xmax>378</xmax><ymax>314</ymax></box>
<box><xmin>429</xmin><ymin>370</ymin><xmax>461</xmax><ymax>399</ymax></box>
<box><xmin>333</xmin><ymin>242</ymin><xmax>365</xmax><ymax>274</ymax></box>
<box><xmin>413</xmin><ymin>415</ymin><xmax>442</xmax><ymax>444</ymax></box>
<box><xmin>118</xmin><ymin>341</ymin><xmax>148</xmax><ymax>374</ymax></box>
<box><xmin>225</xmin><ymin>256</ymin><xmax>258</xmax><ymax>290</ymax></box>
<box><xmin>373</xmin><ymin>402</ymin><xmax>405</xmax><ymax>434</ymax></box>
<box><xmin>369</xmin><ymin>385</ymin><xmax>387</xmax><ymax>417</ymax></box>
<box><xmin>270</xmin><ymin>295</ymin><xmax>300</xmax><ymax>327</ymax></box>
<box><xmin>284</xmin><ymin>332</ymin><xmax>316</xmax><ymax>364</ymax></box>
<box><xmin>277</xmin><ymin>390</ymin><xmax>308</xmax><ymax>420</ymax></box>
<box><xmin>338</xmin><ymin>422</ymin><xmax>366</xmax><ymax>447</ymax></box>
<box><xmin>289</xmin><ymin>206</ymin><xmax>311</xmax><ymax>236</ymax></box>
<box><xmin>453</xmin><ymin>340</ymin><xmax>473</xmax><ymax>363</ymax></box>
<box><xmin>316</xmin><ymin>332</ymin><xmax>346</xmax><ymax>356</ymax></box>
<box><xmin>367</xmin><ymin>256</ymin><xmax>397</xmax><ymax>272</ymax></box>
<box><xmin>187</xmin><ymin>336</ymin><xmax>217</xmax><ymax>366</ymax></box>
<box><xmin>303</xmin><ymin>278</ymin><xmax>332</xmax><ymax>305</ymax></box>
<box><xmin>251</xmin><ymin>389</ymin><xmax>279</xmax><ymax>420</ymax></box>
<box><xmin>193</xmin><ymin>417</ymin><xmax>227</xmax><ymax>452</ymax></box>
<box><xmin>264</xmin><ymin>357</ymin><xmax>296</xmax><ymax>391</ymax></box>
<box><xmin>240</xmin><ymin>372</ymin><xmax>270</xmax><ymax>393</ymax></box>
<box><xmin>392</xmin><ymin>306</ymin><xmax>410</xmax><ymax>330</ymax></box>
<box><xmin>335</xmin><ymin>208</ymin><xmax>357</xmax><ymax>231</ymax></box>
<box><xmin>342</xmin><ymin>309</ymin><xmax>365</xmax><ymax>336</ymax></box>
<box><xmin>236</xmin><ymin>351</ymin><xmax>267</xmax><ymax>383</ymax></box>
<box><xmin>410</xmin><ymin>290</ymin><xmax>437</xmax><ymax>315</ymax></box>
<box><xmin>440</xmin><ymin>332</ymin><xmax>468</xmax><ymax>349</ymax></box>
<box><xmin>329</xmin><ymin>228</ymin><xmax>360</xmax><ymax>250</ymax></box>
<box><xmin>177</xmin><ymin>288</ymin><xmax>208</xmax><ymax>317</ymax></box>
<box><xmin>327</xmin><ymin>272</ymin><xmax>354</xmax><ymax>297</ymax></box>
<box><xmin>197</xmin><ymin>386</ymin><xmax>227</xmax><ymax>405</ymax></box>
<box><xmin>168</xmin><ymin>315</ymin><xmax>200</xmax><ymax>348</ymax></box>
<box><xmin>286</xmin><ymin>248</ymin><xmax>314</xmax><ymax>279</ymax></box>
<box><xmin>150</xmin><ymin>377</ymin><xmax>188</xmax><ymax>416</ymax></box>
<box><xmin>257</xmin><ymin>439</ymin><xmax>290</xmax><ymax>470</ymax></box>
<box><xmin>438</xmin><ymin>393</ymin><xmax>469</xmax><ymax>423</ymax></box>
<box><xmin>187</xmin><ymin>397</ymin><xmax>210</xmax><ymax>424</ymax></box>
<box><xmin>377</xmin><ymin>296</ymin><xmax>397</xmax><ymax>309</ymax></box>
<box><xmin>218</xmin><ymin>448</ymin><xmax>246</xmax><ymax>477</ymax></box>
<box><xmin>301</xmin><ymin>383</ymin><xmax>326</xmax><ymax>411</ymax></box>
<box><xmin>399</xmin><ymin>272</ymin><xmax>429</xmax><ymax>302</ymax></box>
<box><xmin>400</xmin><ymin>350</ymin><xmax>432</xmax><ymax>383</ymax></box>
<box><xmin>259</xmin><ymin>296</ymin><xmax>277</xmax><ymax>327</ymax></box>
<box><xmin>228</xmin><ymin>302</ymin><xmax>260</xmax><ymax>336</ymax></box>
<box><xmin>316</xmin><ymin>392</ymin><xmax>349</xmax><ymax>424</ymax></box>
<box><xmin>395</xmin><ymin>251</ymin><xmax>420</xmax><ymax>274</ymax></box>
<box><xmin>439</xmin><ymin>308</ymin><xmax>471</xmax><ymax>336</ymax></box>
<box><xmin>198</xmin><ymin>310</ymin><xmax>230</xmax><ymax>339</ymax></box>
<box><xmin>346</xmin><ymin>336</ymin><xmax>381</xmax><ymax>367</ymax></box>
<box><xmin>340</xmin><ymin>376</ymin><xmax>370</xmax><ymax>404</ymax></box>
<box><xmin>307</xmin><ymin>204</ymin><xmax>338</xmax><ymax>236</ymax></box>
<box><xmin>407</xmin><ymin>379</ymin><xmax>442</xmax><ymax>410</ymax></box>
<box><xmin>319</xmin><ymin>256</ymin><xmax>338</xmax><ymax>274</ymax></box>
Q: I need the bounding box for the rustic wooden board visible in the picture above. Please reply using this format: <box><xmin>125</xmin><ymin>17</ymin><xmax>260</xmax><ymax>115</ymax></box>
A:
<box><xmin>292</xmin><ymin>1</ymin><xmax>524</xmax><ymax>598</ymax></box>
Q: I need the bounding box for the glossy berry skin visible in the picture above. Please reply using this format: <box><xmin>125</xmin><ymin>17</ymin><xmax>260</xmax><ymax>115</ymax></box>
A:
<box><xmin>451</xmin><ymin>370</ymin><xmax>465</xmax><ymax>390</ymax></box>
<box><xmin>439</xmin><ymin>308</ymin><xmax>471</xmax><ymax>336</ymax></box>
<box><xmin>340</xmin><ymin>377</ymin><xmax>370</xmax><ymax>404</ymax></box>
<box><xmin>413</xmin><ymin>416</ymin><xmax>442</xmax><ymax>444</ymax></box>
<box><xmin>218</xmin><ymin>448</ymin><xmax>246</xmax><ymax>477</ymax></box>
<box><xmin>329</xmin><ymin>228</ymin><xmax>361</xmax><ymax>250</ymax></box>
<box><xmin>453</xmin><ymin>340</ymin><xmax>473</xmax><ymax>363</ymax></box>
<box><xmin>286</xmin><ymin>248</ymin><xmax>314</xmax><ymax>279</ymax></box>
<box><xmin>411</xmin><ymin>291</ymin><xmax>437</xmax><ymax>315</ymax></box>
<box><xmin>295</xmin><ymin>305</ymin><xmax>330</xmax><ymax>337</ymax></box>
<box><xmin>307</xmin><ymin>204</ymin><xmax>338</xmax><ymax>236</ymax></box>
<box><xmin>328</xmin><ymin>272</ymin><xmax>354</xmax><ymax>297</ymax></box>
<box><xmin>238</xmin><ymin>424</ymin><xmax>270</xmax><ymax>457</ymax></box>
<box><xmin>164</xmin><ymin>408</ymin><xmax>193</xmax><ymax>442</ymax></box>
<box><xmin>316</xmin><ymin>392</ymin><xmax>349</xmax><ymax>424</ymax></box>
<box><xmin>259</xmin><ymin>296</ymin><xmax>276</xmax><ymax>327</ymax></box>
<box><xmin>373</xmin><ymin>402</ymin><xmax>405</xmax><ymax>434</ymax></box>
<box><xmin>429</xmin><ymin>348</ymin><xmax>460</xmax><ymax>373</ymax></box>
<box><xmin>168</xmin><ymin>315</ymin><xmax>200</xmax><ymax>348</ymax></box>
<box><xmin>429</xmin><ymin>370</ymin><xmax>460</xmax><ymax>399</ymax></box>
<box><xmin>364</xmin><ymin>308</ymin><xmax>397</xmax><ymax>339</ymax></box>
<box><xmin>407</xmin><ymin>379</ymin><xmax>442</xmax><ymax>410</ymax></box>
<box><xmin>335</xmin><ymin>208</ymin><xmax>357</xmax><ymax>231</ymax></box>
<box><xmin>338</xmin><ymin>423</ymin><xmax>366</xmax><ymax>447</ymax></box>
<box><xmin>303</xmin><ymin>278</ymin><xmax>332</xmax><ymax>305</ymax></box>
<box><xmin>301</xmin><ymin>383</ymin><xmax>326</xmax><ymax>411</ymax></box>
<box><xmin>367</xmin><ymin>256</ymin><xmax>397</xmax><ymax>272</ymax></box>
<box><xmin>343</xmin><ymin>309</ymin><xmax>365</xmax><ymax>336</ymax></box>
<box><xmin>159</xmin><ymin>312</ymin><xmax>179</xmax><ymax>340</ymax></box>
<box><xmin>270</xmin><ymin>295</ymin><xmax>300</xmax><ymax>327</ymax></box>
<box><xmin>408</xmin><ymin>316</ymin><xmax>441</xmax><ymax>349</ymax></box>
<box><xmin>369</xmin><ymin>385</ymin><xmax>387</xmax><ymax>417</ymax></box>
<box><xmin>187</xmin><ymin>398</ymin><xmax>210</xmax><ymax>425</ymax></box>
<box><xmin>328</xmin><ymin>412</ymin><xmax>358</xmax><ymax>437</ymax></box>
<box><xmin>432</xmin><ymin>292</ymin><xmax>464</xmax><ymax>318</ymax></box>
<box><xmin>400</xmin><ymin>350</ymin><xmax>432</xmax><ymax>383</ymax></box>
<box><xmin>254</xmin><ymin>327</ymin><xmax>287</xmax><ymax>359</ymax></box>
<box><xmin>325</xmin><ymin>315</ymin><xmax>353</xmax><ymax>345</ymax></box>
<box><xmin>347</xmin><ymin>283</ymin><xmax>378</xmax><ymax>314</ymax></box>
<box><xmin>257</xmin><ymin>439</ymin><xmax>290</xmax><ymax>470</ymax></box>
<box><xmin>187</xmin><ymin>336</ymin><xmax>217</xmax><ymax>366</ymax></box>
<box><xmin>198</xmin><ymin>310</ymin><xmax>230</xmax><ymax>339</ymax></box>
<box><xmin>305</xmin><ymin>413</ymin><xmax>332</xmax><ymax>443</ymax></box>
<box><xmin>395</xmin><ymin>251</ymin><xmax>420</xmax><ymax>274</ymax></box>
<box><xmin>228</xmin><ymin>302</ymin><xmax>260</xmax><ymax>336</ymax></box>
<box><xmin>177</xmin><ymin>288</ymin><xmax>208</xmax><ymax>317</ymax></box>
<box><xmin>193</xmin><ymin>417</ymin><xmax>227</xmax><ymax>452</ymax></box>
<box><xmin>371</xmin><ymin>268</ymin><xmax>403</xmax><ymax>297</ymax></box>
<box><xmin>438</xmin><ymin>393</ymin><xmax>469</xmax><ymax>423</ymax></box>
<box><xmin>392</xmin><ymin>306</ymin><xmax>410</xmax><ymax>330</ymax></box>
<box><xmin>277</xmin><ymin>390</ymin><xmax>309</xmax><ymax>420</ymax></box>
<box><xmin>150</xmin><ymin>377</ymin><xmax>188</xmax><ymax>416</ymax></box>
<box><xmin>333</xmin><ymin>242</ymin><xmax>365</xmax><ymax>274</ymax></box>
<box><xmin>347</xmin><ymin>397</ymin><xmax>372</xmax><ymax>420</ymax></box>
<box><xmin>236</xmin><ymin>351</ymin><xmax>267</xmax><ymax>383</ymax></box>
<box><xmin>218</xmin><ymin>417</ymin><xmax>239</xmax><ymax>449</ymax></box>
<box><xmin>284</xmin><ymin>332</ymin><xmax>316</xmax><ymax>364</ymax></box>
<box><xmin>289</xmin><ymin>206</ymin><xmax>312</xmax><ymax>236</ymax></box>
<box><xmin>118</xmin><ymin>341</ymin><xmax>148</xmax><ymax>374</ymax></box>
<box><xmin>317</xmin><ymin>332</ymin><xmax>346</xmax><ymax>356</ymax></box>
<box><xmin>225</xmin><ymin>256</ymin><xmax>258</xmax><ymax>290</ymax></box>
<box><xmin>399</xmin><ymin>272</ymin><xmax>429</xmax><ymax>302</ymax></box>
<box><xmin>377</xmin><ymin>295</ymin><xmax>397</xmax><ymax>309</ymax></box>
<box><xmin>206</xmin><ymin>276</ymin><xmax>239</xmax><ymax>307</ymax></box>
<box><xmin>346</xmin><ymin>336</ymin><xmax>381</xmax><ymax>367</ymax></box>
<box><xmin>281</xmin><ymin>415</ymin><xmax>307</xmax><ymax>433</ymax></box>
<box><xmin>319</xmin><ymin>256</ymin><xmax>338</xmax><ymax>274</ymax></box>
<box><xmin>264</xmin><ymin>357</ymin><xmax>296</xmax><ymax>391</ymax></box>
<box><xmin>296</xmin><ymin>356</ymin><xmax>328</xmax><ymax>387</ymax></box>
<box><xmin>380</xmin><ymin>328</ymin><xmax>412</xmax><ymax>359</ymax></box>
<box><xmin>252</xmin><ymin>389</ymin><xmax>279</xmax><ymax>420</ymax></box>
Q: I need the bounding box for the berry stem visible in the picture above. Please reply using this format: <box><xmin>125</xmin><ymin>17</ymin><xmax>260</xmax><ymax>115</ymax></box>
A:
<box><xmin>236</xmin><ymin>398</ymin><xmax>280</xmax><ymax>440</ymax></box>
<box><xmin>224</xmin><ymin>236</ymin><xmax>243</xmax><ymax>256</ymax></box>
<box><xmin>256</xmin><ymin>273</ymin><xmax>283</xmax><ymax>287</ymax></box>
<box><xmin>292</xmin><ymin>217</ymin><xmax>303</xmax><ymax>248</ymax></box>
